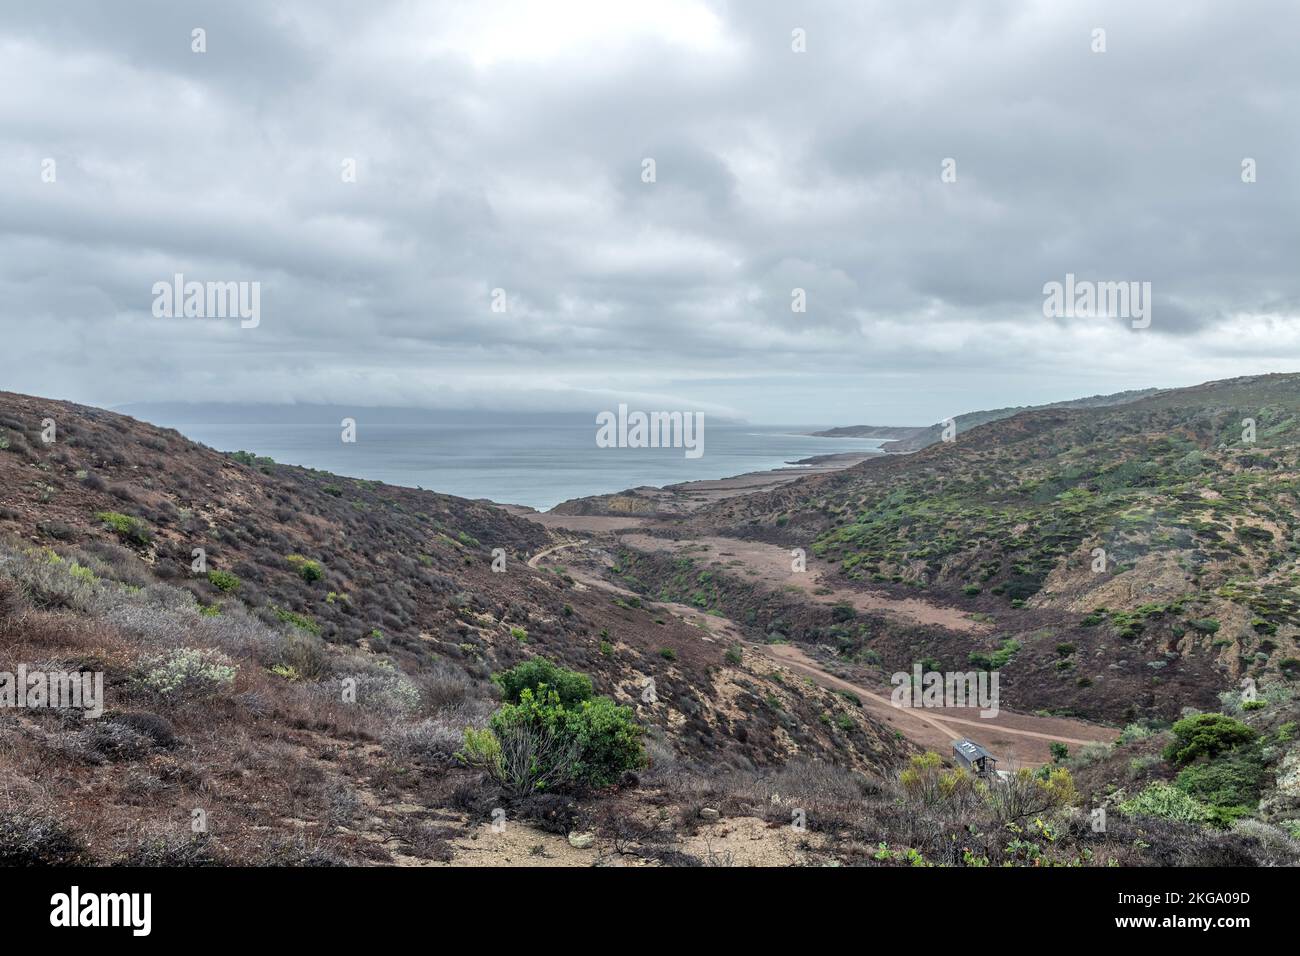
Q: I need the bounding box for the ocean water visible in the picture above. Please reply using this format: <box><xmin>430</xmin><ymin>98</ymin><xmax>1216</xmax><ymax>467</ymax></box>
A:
<box><xmin>171</xmin><ymin>422</ymin><xmax>885</xmax><ymax>511</ymax></box>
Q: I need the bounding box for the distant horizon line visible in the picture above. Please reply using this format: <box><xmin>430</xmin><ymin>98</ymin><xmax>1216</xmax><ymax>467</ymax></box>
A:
<box><xmin>109</xmin><ymin>400</ymin><xmax>892</xmax><ymax>431</ymax></box>
<box><xmin>44</xmin><ymin>369</ymin><xmax>1299</xmax><ymax>434</ymax></box>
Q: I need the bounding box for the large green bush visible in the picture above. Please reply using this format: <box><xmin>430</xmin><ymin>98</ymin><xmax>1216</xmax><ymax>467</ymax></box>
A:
<box><xmin>1175</xmin><ymin>750</ymin><xmax>1268</xmax><ymax>827</ymax></box>
<box><xmin>565</xmin><ymin>695</ymin><xmax>645</xmax><ymax>787</ymax></box>
<box><xmin>462</xmin><ymin>660</ymin><xmax>643</xmax><ymax>793</ymax></box>
<box><xmin>485</xmin><ymin>688</ymin><xmax>642</xmax><ymax>791</ymax></box>
<box><xmin>1162</xmin><ymin>713</ymin><xmax>1257</xmax><ymax>764</ymax></box>
<box><xmin>493</xmin><ymin>656</ymin><xmax>593</xmax><ymax>708</ymax></box>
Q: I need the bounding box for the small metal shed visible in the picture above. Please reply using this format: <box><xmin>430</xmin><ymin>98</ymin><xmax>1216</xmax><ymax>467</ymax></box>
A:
<box><xmin>952</xmin><ymin>738</ymin><xmax>998</xmax><ymax>776</ymax></box>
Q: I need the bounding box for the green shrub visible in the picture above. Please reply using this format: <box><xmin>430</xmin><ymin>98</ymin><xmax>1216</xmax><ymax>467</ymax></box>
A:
<box><xmin>969</xmin><ymin>638</ymin><xmax>1020</xmax><ymax>670</ymax></box>
<box><xmin>458</xmin><ymin>726</ymin><xmax>502</xmax><ymax>774</ymax></box>
<box><xmin>465</xmin><ymin>661</ymin><xmax>643</xmax><ymax>793</ymax></box>
<box><xmin>1118</xmin><ymin>783</ymin><xmax>1211</xmax><ymax>824</ymax></box>
<box><xmin>724</xmin><ymin>645</ymin><xmax>743</xmax><ymax>665</ymax></box>
<box><xmin>659</xmin><ymin>647</ymin><xmax>677</xmax><ymax>661</ymax></box>
<box><xmin>1162</xmin><ymin>713</ymin><xmax>1257</xmax><ymax>764</ymax></box>
<box><xmin>95</xmin><ymin>511</ymin><xmax>152</xmax><ymax>547</ymax></box>
<box><xmin>471</xmin><ymin>700</ymin><xmax>579</xmax><ymax>793</ymax></box>
<box><xmin>991</xmin><ymin>638</ymin><xmax>1021</xmax><ymax>668</ymax></box>
<box><xmin>207</xmin><ymin>570</ymin><xmax>240</xmax><ymax>593</ymax></box>
<box><xmin>466</xmin><ymin>687</ymin><xmax>643</xmax><ymax>793</ymax></box>
<box><xmin>1175</xmin><ymin>751</ymin><xmax>1268</xmax><ymax>827</ymax></box>
<box><xmin>493</xmin><ymin>656</ymin><xmax>592</xmax><ymax>708</ymax></box>
<box><xmin>564</xmin><ymin>694</ymin><xmax>644</xmax><ymax>787</ymax></box>
<box><xmin>510</xmin><ymin>626</ymin><xmax>528</xmax><ymax>642</ymax></box>
<box><xmin>286</xmin><ymin>555</ymin><xmax>323</xmax><ymax>583</ymax></box>
<box><xmin>230</xmin><ymin>450</ymin><xmax>275</xmax><ymax>469</ymax></box>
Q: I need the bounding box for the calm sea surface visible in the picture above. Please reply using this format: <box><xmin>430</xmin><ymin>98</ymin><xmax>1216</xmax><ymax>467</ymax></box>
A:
<box><xmin>170</xmin><ymin>422</ymin><xmax>885</xmax><ymax>511</ymax></box>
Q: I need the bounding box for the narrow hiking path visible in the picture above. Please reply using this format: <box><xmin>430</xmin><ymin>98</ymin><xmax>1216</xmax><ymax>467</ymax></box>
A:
<box><xmin>526</xmin><ymin>530</ymin><xmax>1117</xmax><ymax>766</ymax></box>
<box><xmin>529</xmin><ymin>538</ymin><xmax>744</xmax><ymax>638</ymax></box>
<box><xmin>527</xmin><ymin>540</ymin><xmax>582</xmax><ymax>568</ymax></box>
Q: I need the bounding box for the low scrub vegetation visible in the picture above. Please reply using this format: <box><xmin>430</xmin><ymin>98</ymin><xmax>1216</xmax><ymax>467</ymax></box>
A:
<box><xmin>95</xmin><ymin>511</ymin><xmax>152</xmax><ymax>547</ymax></box>
<box><xmin>4</xmin><ymin>385</ymin><xmax>1298</xmax><ymax>867</ymax></box>
<box><xmin>135</xmin><ymin>647</ymin><xmax>238</xmax><ymax>699</ymax></box>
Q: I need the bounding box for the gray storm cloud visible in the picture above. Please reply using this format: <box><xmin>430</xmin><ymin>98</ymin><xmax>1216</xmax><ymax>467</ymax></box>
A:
<box><xmin>2</xmin><ymin>0</ymin><xmax>1298</xmax><ymax>425</ymax></box>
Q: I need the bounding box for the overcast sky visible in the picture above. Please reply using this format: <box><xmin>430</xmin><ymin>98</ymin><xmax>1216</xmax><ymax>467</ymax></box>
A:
<box><xmin>2</xmin><ymin>0</ymin><xmax>1299</xmax><ymax>425</ymax></box>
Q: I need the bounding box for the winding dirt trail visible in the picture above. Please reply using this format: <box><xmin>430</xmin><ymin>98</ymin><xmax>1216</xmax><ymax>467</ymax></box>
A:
<box><xmin>527</xmin><ymin>532</ymin><xmax>1117</xmax><ymax>766</ymax></box>
<box><xmin>762</xmin><ymin>644</ymin><xmax>1115</xmax><ymax>766</ymax></box>
<box><xmin>526</xmin><ymin>541</ymin><xmax>582</xmax><ymax>569</ymax></box>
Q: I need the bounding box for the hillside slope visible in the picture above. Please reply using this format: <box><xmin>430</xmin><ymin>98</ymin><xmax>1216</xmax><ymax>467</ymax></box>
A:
<box><xmin>818</xmin><ymin>387</ymin><xmax>1161</xmax><ymax>453</ymax></box>
<box><xmin>3</xmin><ymin>387</ymin><xmax>1297</xmax><ymax>867</ymax></box>
<box><xmin>567</xmin><ymin>374</ymin><xmax>1300</xmax><ymax>855</ymax></box>
<box><xmin>0</xmin><ymin>391</ymin><xmax>909</xmax><ymax>864</ymax></box>
<box><xmin>685</xmin><ymin>374</ymin><xmax>1300</xmax><ymax>722</ymax></box>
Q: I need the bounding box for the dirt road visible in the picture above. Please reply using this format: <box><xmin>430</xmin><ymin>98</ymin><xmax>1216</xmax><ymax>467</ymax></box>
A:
<box><xmin>761</xmin><ymin>644</ymin><xmax>1116</xmax><ymax>766</ymax></box>
<box><xmin>528</xmin><ymin>534</ymin><xmax>1117</xmax><ymax>766</ymax></box>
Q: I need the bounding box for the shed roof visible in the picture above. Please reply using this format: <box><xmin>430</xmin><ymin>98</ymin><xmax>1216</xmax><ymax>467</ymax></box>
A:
<box><xmin>953</xmin><ymin>739</ymin><xmax>994</xmax><ymax>761</ymax></box>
